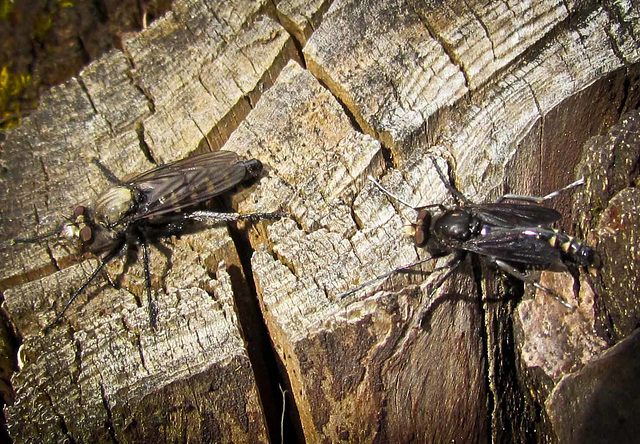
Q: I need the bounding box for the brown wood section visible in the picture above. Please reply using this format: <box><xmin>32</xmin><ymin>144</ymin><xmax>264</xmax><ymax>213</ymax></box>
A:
<box><xmin>0</xmin><ymin>0</ymin><xmax>639</xmax><ymax>442</ymax></box>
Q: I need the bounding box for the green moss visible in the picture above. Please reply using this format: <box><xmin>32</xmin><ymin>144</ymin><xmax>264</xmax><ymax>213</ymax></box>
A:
<box><xmin>57</xmin><ymin>0</ymin><xmax>77</xmax><ymax>7</ymax></box>
<box><xmin>0</xmin><ymin>0</ymin><xmax>14</xmax><ymax>21</ymax></box>
<box><xmin>0</xmin><ymin>66</ymin><xmax>32</xmax><ymax>129</ymax></box>
<box><xmin>33</xmin><ymin>13</ymin><xmax>54</xmax><ymax>41</ymax></box>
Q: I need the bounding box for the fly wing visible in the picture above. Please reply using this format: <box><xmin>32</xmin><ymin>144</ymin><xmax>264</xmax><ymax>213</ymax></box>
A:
<box><xmin>128</xmin><ymin>151</ymin><xmax>248</xmax><ymax>220</ymax></box>
<box><xmin>471</xmin><ymin>203</ymin><xmax>561</xmax><ymax>228</ymax></box>
<box><xmin>462</xmin><ymin>228</ymin><xmax>561</xmax><ymax>265</ymax></box>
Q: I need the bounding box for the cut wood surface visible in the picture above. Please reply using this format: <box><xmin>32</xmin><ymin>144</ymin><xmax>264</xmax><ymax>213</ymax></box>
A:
<box><xmin>0</xmin><ymin>0</ymin><xmax>639</xmax><ymax>442</ymax></box>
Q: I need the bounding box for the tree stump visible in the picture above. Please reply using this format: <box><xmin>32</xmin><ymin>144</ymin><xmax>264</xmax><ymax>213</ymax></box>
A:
<box><xmin>1</xmin><ymin>0</ymin><xmax>639</xmax><ymax>442</ymax></box>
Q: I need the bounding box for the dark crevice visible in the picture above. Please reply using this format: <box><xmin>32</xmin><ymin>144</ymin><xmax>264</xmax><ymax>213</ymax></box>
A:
<box><xmin>618</xmin><ymin>74</ymin><xmax>632</xmax><ymax>116</ymax></box>
<box><xmin>135</xmin><ymin>123</ymin><xmax>157</xmax><ymax>165</ymax></box>
<box><xmin>42</xmin><ymin>389</ymin><xmax>77</xmax><ymax>444</ymax></box>
<box><xmin>462</xmin><ymin>0</ymin><xmax>496</xmax><ymax>61</ymax></box>
<box><xmin>348</xmin><ymin>197</ymin><xmax>363</xmax><ymax>231</ymax></box>
<box><xmin>480</xmin><ymin>261</ymin><xmax>536</xmax><ymax>442</ymax></box>
<box><xmin>378</xmin><ymin>143</ymin><xmax>396</xmax><ymax>171</ymax></box>
<box><xmin>599</xmin><ymin>0</ymin><xmax>631</xmax><ymax>67</ymax></box>
<box><xmin>410</xmin><ymin>2</ymin><xmax>471</xmax><ymax>92</ymax></box>
<box><xmin>0</xmin><ymin>305</ymin><xmax>19</xmax><ymax>444</ymax></box>
<box><xmin>122</xmin><ymin>47</ymin><xmax>156</xmax><ymax>115</ymax></box>
<box><xmin>76</xmin><ymin>34</ymin><xmax>93</xmax><ymax>71</ymax></box>
<box><xmin>77</xmin><ymin>76</ymin><xmax>115</xmax><ymax>136</ymax></box>
<box><xmin>92</xmin><ymin>0</ymin><xmax>109</xmax><ymax>23</ymax></box>
<box><xmin>470</xmin><ymin>255</ymin><xmax>492</xmax><ymax>444</ymax></box>
<box><xmin>226</xmin><ymin>223</ymin><xmax>305</xmax><ymax>444</ymax></box>
<box><xmin>38</xmin><ymin>157</ymin><xmax>51</xmax><ymax>211</ymax></box>
<box><xmin>263</xmin><ymin>0</ymin><xmax>308</xmax><ymax>70</ymax></box>
<box><xmin>99</xmin><ymin>383</ymin><xmax>119</xmax><ymax>444</ymax></box>
<box><xmin>135</xmin><ymin>332</ymin><xmax>150</xmax><ymax>374</ymax></box>
<box><xmin>45</xmin><ymin>243</ymin><xmax>61</xmax><ymax>272</ymax></box>
<box><xmin>72</xmin><ymin>338</ymin><xmax>83</xmax><ymax>389</ymax></box>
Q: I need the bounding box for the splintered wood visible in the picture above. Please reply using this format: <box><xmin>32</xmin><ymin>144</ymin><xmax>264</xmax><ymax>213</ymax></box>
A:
<box><xmin>6</xmin><ymin>230</ymin><xmax>266</xmax><ymax>441</ymax></box>
<box><xmin>220</xmin><ymin>60</ymin><xmax>486</xmax><ymax>442</ymax></box>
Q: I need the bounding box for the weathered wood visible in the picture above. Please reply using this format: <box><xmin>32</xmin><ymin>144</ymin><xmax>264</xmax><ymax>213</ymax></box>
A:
<box><xmin>511</xmin><ymin>111</ymin><xmax>640</xmax><ymax>443</ymax></box>
<box><xmin>574</xmin><ymin>110</ymin><xmax>640</xmax><ymax>343</ymax></box>
<box><xmin>5</xmin><ymin>230</ymin><xmax>267</xmax><ymax>442</ymax></box>
<box><xmin>0</xmin><ymin>0</ymin><xmax>305</xmax><ymax>442</ymax></box>
<box><xmin>258</xmin><ymin>0</ymin><xmax>638</xmax><ymax>442</ymax></box>
<box><xmin>1</xmin><ymin>0</ymin><xmax>639</xmax><ymax>442</ymax></box>
<box><xmin>275</xmin><ymin>0</ymin><xmax>331</xmax><ymax>46</ymax></box>
<box><xmin>546</xmin><ymin>327</ymin><xmax>640</xmax><ymax>443</ymax></box>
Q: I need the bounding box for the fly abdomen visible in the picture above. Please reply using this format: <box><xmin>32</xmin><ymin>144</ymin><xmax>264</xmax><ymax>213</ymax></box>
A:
<box><xmin>239</xmin><ymin>159</ymin><xmax>263</xmax><ymax>180</ymax></box>
<box><xmin>544</xmin><ymin>229</ymin><xmax>600</xmax><ymax>267</ymax></box>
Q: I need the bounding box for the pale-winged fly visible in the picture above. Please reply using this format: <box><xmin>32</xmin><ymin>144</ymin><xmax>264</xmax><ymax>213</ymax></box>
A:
<box><xmin>14</xmin><ymin>150</ymin><xmax>283</xmax><ymax>331</ymax></box>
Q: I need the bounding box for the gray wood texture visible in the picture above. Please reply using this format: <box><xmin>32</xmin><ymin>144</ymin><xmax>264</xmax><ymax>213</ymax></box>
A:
<box><xmin>0</xmin><ymin>0</ymin><xmax>639</xmax><ymax>442</ymax></box>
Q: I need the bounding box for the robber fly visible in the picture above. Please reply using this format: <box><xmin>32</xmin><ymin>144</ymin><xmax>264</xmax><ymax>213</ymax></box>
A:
<box><xmin>14</xmin><ymin>150</ymin><xmax>283</xmax><ymax>330</ymax></box>
<box><xmin>342</xmin><ymin>157</ymin><xmax>599</xmax><ymax>309</ymax></box>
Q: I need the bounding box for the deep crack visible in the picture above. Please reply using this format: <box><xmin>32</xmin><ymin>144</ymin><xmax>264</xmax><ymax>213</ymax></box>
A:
<box><xmin>226</xmin><ymin>222</ymin><xmax>305</xmax><ymax>443</ymax></box>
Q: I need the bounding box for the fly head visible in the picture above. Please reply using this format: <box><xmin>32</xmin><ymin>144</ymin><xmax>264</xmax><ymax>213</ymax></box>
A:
<box><xmin>60</xmin><ymin>205</ymin><xmax>121</xmax><ymax>253</ymax></box>
<box><xmin>573</xmin><ymin>243</ymin><xmax>601</xmax><ymax>268</ymax></box>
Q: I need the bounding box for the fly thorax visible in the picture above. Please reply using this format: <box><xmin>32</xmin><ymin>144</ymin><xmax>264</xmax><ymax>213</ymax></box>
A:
<box><xmin>434</xmin><ymin>210</ymin><xmax>473</xmax><ymax>241</ymax></box>
<box><xmin>93</xmin><ymin>186</ymin><xmax>134</xmax><ymax>227</ymax></box>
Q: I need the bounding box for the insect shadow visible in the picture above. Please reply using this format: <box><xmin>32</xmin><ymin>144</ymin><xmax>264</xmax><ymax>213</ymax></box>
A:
<box><xmin>14</xmin><ymin>150</ymin><xmax>285</xmax><ymax>332</ymax></box>
<box><xmin>340</xmin><ymin>157</ymin><xmax>600</xmax><ymax>316</ymax></box>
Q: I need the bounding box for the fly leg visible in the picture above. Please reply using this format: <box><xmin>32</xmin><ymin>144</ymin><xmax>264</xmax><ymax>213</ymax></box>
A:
<box><xmin>92</xmin><ymin>158</ymin><xmax>127</xmax><ymax>186</ymax></box>
<box><xmin>337</xmin><ymin>251</ymin><xmax>449</xmax><ymax>300</ymax></box>
<box><xmin>496</xmin><ymin>178</ymin><xmax>584</xmax><ymax>204</ymax></box>
<box><xmin>367</xmin><ymin>175</ymin><xmax>446</xmax><ymax>212</ymax></box>
<box><xmin>140</xmin><ymin>236</ymin><xmax>158</xmax><ymax>329</ymax></box>
<box><xmin>44</xmin><ymin>239</ymin><xmax>126</xmax><ymax>333</ymax></box>
<box><xmin>368</xmin><ymin>155</ymin><xmax>473</xmax><ymax>210</ymax></box>
<box><xmin>491</xmin><ymin>258</ymin><xmax>575</xmax><ymax>309</ymax></box>
<box><xmin>186</xmin><ymin>210</ymin><xmax>286</xmax><ymax>224</ymax></box>
<box><xmin>418</xmin><ymin>251</ymin><xmax>465</xmax><ymax>327</ymax></box>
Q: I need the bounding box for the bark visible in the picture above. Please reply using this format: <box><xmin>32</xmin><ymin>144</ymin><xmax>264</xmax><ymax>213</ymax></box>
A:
<box><xmin>0</xmin><ymin>0</ymin><xmax>639</xmax><ymax>443</ymax></box>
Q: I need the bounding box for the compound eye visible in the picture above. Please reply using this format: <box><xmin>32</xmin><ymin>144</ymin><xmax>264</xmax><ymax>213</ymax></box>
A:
<box><xmin>74</xmin><ymin>206</ymin><xmax>86</xmax><ymax>220</ymax></box>
<box><xmin>80</xmin><ymin>226</ymin><xmax>93</xmax><ymax>243</ymax></box>
<box><xmin>414</xmin><ymin>226</ymin><xmax>428</xmax><ymax>247</ymax></box>
<box><xmin>414</xmin><ymin>210</ymin><xmax>431</xmax><ymax>247</ymax></box>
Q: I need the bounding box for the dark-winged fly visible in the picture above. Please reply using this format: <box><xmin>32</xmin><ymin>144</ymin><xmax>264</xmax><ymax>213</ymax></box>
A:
<box><xmin>342</xmin><ymin>157</ymin><xmax>600</xmax><ymax>309</ymax></box>
<box><xmin>14</xmin><ymin>150</ymin><xmax>283</xmax><ymax>331</ymax></box>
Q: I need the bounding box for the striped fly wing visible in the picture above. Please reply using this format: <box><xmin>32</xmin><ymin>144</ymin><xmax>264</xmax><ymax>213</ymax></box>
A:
<box><xmin>462</xmin><ymin>227</ymin><xmax>562</xmax><ymax>265</ymax></box>
<box><xmin>471</xmin><ymin>203</ymin><xmax>561</xmax><ymax>228</ymax></box>
<box><xmin>128</xmin><ymin>151</ymin><xmax>248</xmax><ymax>220</ymax></box>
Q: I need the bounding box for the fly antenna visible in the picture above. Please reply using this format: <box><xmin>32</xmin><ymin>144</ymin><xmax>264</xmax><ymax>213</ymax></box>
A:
<box><xmin>367</xmin><ymin>175</ymin><xmax>416</xmax><ymax>209</ymax></box>
<box><xmin>12</xmin><ymin>229</ymin><xmax>60</xmax><ymax>245</ymax></box>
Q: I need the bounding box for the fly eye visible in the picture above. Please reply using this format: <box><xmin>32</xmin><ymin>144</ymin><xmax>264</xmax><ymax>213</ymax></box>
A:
<box><xmin>414</xmin><ymin>210</ymin><xmax>431</xmax><ymax>247</ymax></box>
<box><xmin>74</xmin><ymin>206</ymin><xmax>86</xmax><ymax>220</ymax></box>
<box><xmin>80</xmin><ymin>226</ymin><xmax>93</xmax><ymax>243</ymax></box>
<box><xmin>414</xmin><ymin>226</ymin><xmax>428</xmax><ymax>247</ymax></box>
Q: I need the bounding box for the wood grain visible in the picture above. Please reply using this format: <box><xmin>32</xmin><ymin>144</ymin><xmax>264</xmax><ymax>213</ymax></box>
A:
<box><xmin>0</xmin><ymin>0</ymin><xmax>639</xmax><ymax>442</ymax></box>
